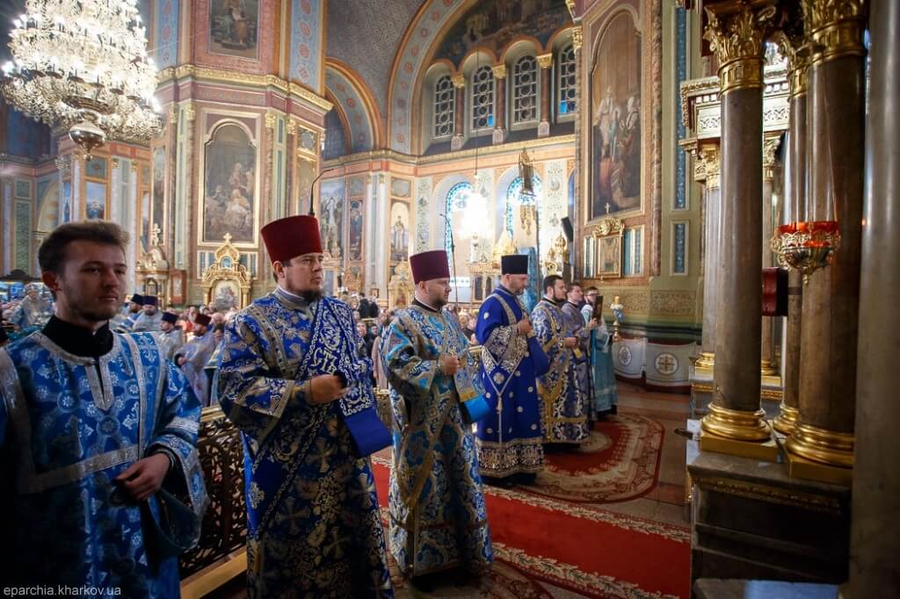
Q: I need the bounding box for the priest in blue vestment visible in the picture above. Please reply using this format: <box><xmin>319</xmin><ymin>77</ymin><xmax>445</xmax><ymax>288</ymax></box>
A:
<box><xmin>217</xmin><ymin>215</ymin><xmax>393</xmax><ymax>598</ymax></box>
<box><xmin>382</xmin><ymin>249</ymin><xmax>493</xmax><ymax>590</ymax></box>
<box><xmin>561</xmin><ymin>282</ymin><xmax>598</xmax><ymax>422</ymax></box>
<box><xmin>475</xmin><ymin>254</ymin><xmax>550</xmax><ymax>485</ymax></box>
<box><xmin>131</xmin><ymin>295</ymin><xmax>164</xmax><ymax>332</ymax></box>
<box><xmin>112</xmin><ymin>292</ymin><xmax>144</xmax><ymax>332</ymax></box>
<box><xmin>176</xmin><ymin>313</ymin><xmax>217</xmax><ymax>406</ymax></box>
<box><xmin>0</xmin><ymin>222</ymin><xmax>207</xmax><ymax>596</ymax></box>
<box><xmin>531</xmin><ymin>275</ymin><xmax>590</xmax><ymax>444</ymax></box>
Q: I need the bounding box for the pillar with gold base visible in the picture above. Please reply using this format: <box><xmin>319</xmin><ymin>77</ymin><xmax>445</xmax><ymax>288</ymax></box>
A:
<box><xmin>699</xmin><ymin>0</ymin><xmax>779</xmax><ymax>461</ymax></box>
<box><xmin>772</xmin><ymin>27</ymin><xmax>808</xmax><ymax>436</ymax></box>
<box><xmin>784</xmin><ymin>0</ymin><xmax>866</xmax><ymax>485</ymax></box>
<box><xmin>760</xmin><ymin>135</ymin><xmax>781</xmax><ymax>377</ymax></box>
<box><xmin>697</xmin><ymin>144</ymin><xmax>720</xmax><ymax>373</ymax></box>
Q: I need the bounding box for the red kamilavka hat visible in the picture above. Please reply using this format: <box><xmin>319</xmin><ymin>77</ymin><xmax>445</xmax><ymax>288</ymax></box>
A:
<box><xmin>261</xmin><ymin>215</ymin><xmax>323</xmax><ymax>263</ymax></box>
<box><xmin>409</xmin><ymin>249</ymin><xmax>451</xmax><ymax>284</ymax></box>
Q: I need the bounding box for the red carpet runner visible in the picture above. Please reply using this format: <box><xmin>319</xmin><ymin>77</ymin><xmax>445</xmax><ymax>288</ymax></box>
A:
<box><xmin>371</xmin><ymin>413</ymin><xmax>690</xmax><ymax>598</ymax></box>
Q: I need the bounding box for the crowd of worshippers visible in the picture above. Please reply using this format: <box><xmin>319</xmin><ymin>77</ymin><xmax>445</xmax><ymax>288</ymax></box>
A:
<box><xmin>0</xmin><ymin>214</ymin><xmax>618</xmax><ymax>597</ymax></box>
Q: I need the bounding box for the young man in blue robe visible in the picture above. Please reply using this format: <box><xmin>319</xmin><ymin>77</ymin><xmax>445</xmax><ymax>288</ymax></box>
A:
<box><xmin>475</xmin><ymin>254</ymin><xmax>549</xmax><ymax>486</ymax></box>
<box><xmin>217</xmin><ymin>215</ymin><xmax>393</xmax><ymax>598</ymax></box>
<box><xmin>382</xmin><ymin>249</ymin><xmax>493</xmax><ymax>590</ymax></box>
<box><xmin>0</xmin><ymin>221</ymin><xmax>207</xmax><ymax>596</ymax></box>
<box><xmin>531</xmin><ymin>275</ymin><xmax>590</xmax><ymax>444</ymax></box>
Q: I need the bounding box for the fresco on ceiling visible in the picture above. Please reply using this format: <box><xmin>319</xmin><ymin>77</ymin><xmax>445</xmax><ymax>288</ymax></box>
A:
<box><xmin>209</xmin><ymin>0</ymin><xmax>259</xmax><ymax>59</ymax></box>
<box><xmin>590</xmin><ymin>12</ymin><xmax>641</xmax><ymax>219</ymax></box>
<box><xmin>203</xmin><ymin>123</ymin><xmax>257</xmax><ymax>244</ymax></box>
<box><xmin>435</xmin><ymin>0</ymin><xmax>570</xmax><ymax>66</ymax></box>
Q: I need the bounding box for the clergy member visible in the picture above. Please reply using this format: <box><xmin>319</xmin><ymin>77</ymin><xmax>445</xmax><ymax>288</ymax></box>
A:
<box><xmin>589</xmin><ymin>300</ymin><xmax>619</xmax><ymax>417</ymax></box>
<box><xmin>131</xmin><ymin>294</ymin><xmax>164</xmax><ymax>332</ymax></box>
<box><xmin>561</xmin><ymin>282</ymin><xmax>597</xmax><ymax>422</ymax></box>
<box><xmin>217</xmin><ymin>215</ymin><xmax>393</xmax><ymax>598</ymax></box>
<box><xmin>475</xmin><ymin>254</ymin><xmax>550</xmax><ymax>486</ymax></box>
<box><xmin>176</xmin><ymin>313</ymin><xmax>217</xmax><ymax>405</ymax></box>
<box><xmin>531</xmin><ymin>275</ymin><xmax>590</xmax><ymax>444</ymax></box>
<box><xmin>8</xmin><ymin>282</ymin><xmax>53</xmax><ymax>331</ymax></box>
<box><xmin>0</xmin><ymin>221</ymin><xmax>207</xmax><ymax>595</ymax></box>
<box><xmin>113</xmin><ymin>292</ymin><xmax>144</xmax><ymax>332</ymax></box>
<box><xmin>382</xmin><ymin>249</ymin><xmax>493</xmax><ymax>589</ymax></box>
<box><xmin>157</xmin><ymin>310</ymin><xmax>184</xmax><ymax>361</ymax></box>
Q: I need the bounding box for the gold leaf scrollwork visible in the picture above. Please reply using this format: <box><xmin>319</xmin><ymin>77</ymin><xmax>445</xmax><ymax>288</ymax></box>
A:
<box><xmin>704</xmin><ymin>2</ymin><xmax>778</xmax><ymax>94</ymax></box>
<box><xmin>801</xmin><ymin>0</ymin><xmax>866</xmax><ymax>65</ymax></box>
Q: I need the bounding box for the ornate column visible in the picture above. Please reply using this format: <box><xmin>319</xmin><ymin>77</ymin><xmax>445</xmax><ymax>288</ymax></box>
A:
<box><xmin>492</xmin><ymin>64</ymin><xmax>507</xmax><ymax>144</ymax></box>
<box><xmin>451</xmin><ymin>74</ymin><xmax>466</xmax><ymax>151</ymax></box>
<box><xmin>760</xmin><ymin>134</ymin><xmax>781</xmax><ymax>376</ymax></box>
<box><xmin>785</xmin><ymin>0</ymin><xmax>867</xmax><ymax>482</ymax></box>
<box><xmin>699</xmin><ymin>1</ymin><xmax>778</xmax><ymax>459</ymax></box>
<box><xmin>772</xmin><ymin>30</ymin><xmax>809</xmax><ymax>436</ymax></box>
<box><xmin>697</xmin><ymin>143</ymin><xmax>721</xmax><ymax>370</ymax></box>
<box><xmin>572</xmin><ymin>25</ymin><xmax>584</xmax><ymax>274</ymax></box>
<box><xmin>849</xmin><ymin>0</ymin><xmax>900</xmax><ymax>592</ymax></box>
<box><xmin>537</xmin><ymin>53</ymin><xmax>553</xmax><ymax>138</ymax></box>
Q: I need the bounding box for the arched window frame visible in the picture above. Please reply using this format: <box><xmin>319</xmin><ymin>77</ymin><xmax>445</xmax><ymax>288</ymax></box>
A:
<box><xmin>505</xmin><ymin>174</ymin><xmax>543</xmax><ymax>234</ymax></box>
<box><xmin>511</xmin><ymin>55</ymin><xmax>539</xmax><ymax>128</ymax></box>
<box><xmin>444</xmin><ymin>181</ymin><xmax>475</xmax><ymax>268</ymax></box>
<box><xmin>432</xmin><ymin>75</ymin><xmax>456</xmax><ymax>140</ymax></box>
<box><xmin>469</xmin><ymin>65</ymin><xmax>495</xmax><ymax>134</ymax></box>
<box><xmin>557</xmin><ymin>43</ymin><xmax>577</xmax><ymax>122</ymax></box>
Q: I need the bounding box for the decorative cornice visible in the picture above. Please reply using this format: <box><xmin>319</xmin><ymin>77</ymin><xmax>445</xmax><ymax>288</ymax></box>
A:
<box><xmin>491</xmin><ymin>64</ymin><xmax>507</xmax><ymax>80</ymax></box>
<box><xmin>704</xmin><ymin>1</ymin><xmax>778</xmax><ymax>94</ymax></box>
<box><xmin>801</xmin><ymin>0</ymin><xmax>867</xmax><ymax>65</ymax></box>
<box><xmin>537</xmin><ymin>53</ymin><xmax>554</xmax><ymax>70</ymax></box>
<box><xmin>157</xmin><ymin>65</ymin><xmax>333</xmax><ymax>112</ymax></box>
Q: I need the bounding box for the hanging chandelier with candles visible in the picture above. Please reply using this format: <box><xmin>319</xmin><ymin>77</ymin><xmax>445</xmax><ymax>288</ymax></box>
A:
<box><xmin>1</xmin><ymin>0</ymin><xmax>161</xmax><ymax>158</ymax></box>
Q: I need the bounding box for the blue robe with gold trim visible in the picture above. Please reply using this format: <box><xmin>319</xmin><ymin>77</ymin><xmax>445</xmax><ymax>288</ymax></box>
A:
<box><xmin>561</xmin><ymin>300</ymin><xmax>593</xmax><ymax>421</ymax></box>
<box><xmin>531</xmin><ymin>299</ymin><xmax>590</xmax><ymax>444</ymax></box>
<box><xmin>217</xmin><ymin>290</ymin><xmax>393</xmax><ymax>598</ymax></box>
<box><xmin>382</xmin><ymin>303</ymin><xmax>493</xmax><ymax>577</ymax></box>
<box><xmin>0</xmin><ymin>331</ymin><xmax>208</xmax><ymax>595</ymax></box>
<box><xmin>474</xmin><ymin>286</ymin><xmax>549</xmax><ymax>478</ymax></box>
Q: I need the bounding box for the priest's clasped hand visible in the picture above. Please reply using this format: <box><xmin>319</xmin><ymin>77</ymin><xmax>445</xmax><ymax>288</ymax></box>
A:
<box><xmin>115</xmin><ymin>453</ymin><xmax>171</xmax><ymax>502</ymax></box>
<box><xmin>308</xmin><ymin>374</ymin><xmax>348</xmax><ymax>404</ymax></box>
<box><xmin>440</xmin><ymin>355</ymin><xmax>461</xmax><ymax>376</ymax></box>
<box><xmin>516</xmin><ymin>318</ymin><xmax>533</xmax><ymax>336</ymax></box>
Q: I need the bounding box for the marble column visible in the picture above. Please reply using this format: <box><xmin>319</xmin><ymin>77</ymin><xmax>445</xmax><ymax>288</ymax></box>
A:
<box><xmin>492</xmin><ymin>64</ymin><xmax>507</xmax><ymax>144</ymax></box>
<box><xmin>537</xmin><ymin>53</ymin><xmax>552</xmax><ymax>138</ymax></box>
<box><xmin>773</xmin><ymin>36</ymin><xmax>809</xmax><ymax>436</ymax></box>
<box><xmin>697</xmin><ymin>144</ymin><xmax>721</xmax><ymax>370</ymax></box>
<box><xmin>848</xmin><ymin>0</ymin><xmax>899</xmax><ymax>593</ymax></box>
<box><xmin>761</xmin><ymin>135</ymin><xmax>781</xmax><ymax>376</ymax></box>
<box><xmin>785</xmin><ymin>0</ymin><xmax>866</xmax><ymax>474</ymax></box>
<box><xmin>700</xmin><ymin>2</ymin><xmax>777</xmax><ymax>455</ymax></box>
<box><xmin>451</xmin><ymin>74</ymin><xmax>466</xmax><ymax>151</ymax></box>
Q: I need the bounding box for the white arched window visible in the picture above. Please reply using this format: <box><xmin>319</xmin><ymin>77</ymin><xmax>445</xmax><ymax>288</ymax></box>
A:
<box><xmin>470</xmin><ymin>65</ymin><xmax>495</xmax><ymax>132</ymax></box>
<box><xmin>433</xmin><ymin>75</ymin><xmax>455</xmax><ymax>139</ymax></box>
<box><xmin>558</xmin><ymin>44</ymin><xmax>577</xmax><ymax>118</ymax></box>
<box><xmin>513</xmin><ymin>55</ymin><xmax>538</xmax><ymax>125</ymax></box>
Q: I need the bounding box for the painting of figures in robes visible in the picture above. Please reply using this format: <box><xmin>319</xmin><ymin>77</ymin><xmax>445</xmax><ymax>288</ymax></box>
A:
<box><xmin>319</xmin><ymin>180</ymin><xmax>344</xmax><ymax>258</ymax></box>
<box><xmin>84</xmin><ymin>182</ymin><xmax>106</xmax><ymax>220</ymax></box>
<box><xmin>203</xmin><ymin>123</ymin><xmax>257</xmax><ymax>245</ymax></box>
<box><xmin>348</xmin><ymin>200</ymin><xmax>363</xmax><ymax>261</ymax></box>
<box><xmin>152</xmin><ymin>148</ymin><xmax>166</xmax><ymax>236</ymax></box>
<box><xmin>590</xmin><ymin>12</ymin><xmax>642</xmax><ymax>219</ymax></box>
<box><xmin>209</xmin><ymin>0</ymin><xmax>258</xmax><ymax>59</ymax></box>
<box><xmin>390</xmin><ymin>201</ymin><xmax>410</xmax><ymax>263</ymax></box>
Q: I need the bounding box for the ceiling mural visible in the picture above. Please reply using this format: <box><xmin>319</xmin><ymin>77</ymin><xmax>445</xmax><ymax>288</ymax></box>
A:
<box><xmin>325</xmin><ymin>65</ymin><xmax>376</xmax><ymax>154</ymax></box>
<box><xmin>290</xmin><ymin>0</ymin><xmax>324</xmax><ymax>93</ymax></box>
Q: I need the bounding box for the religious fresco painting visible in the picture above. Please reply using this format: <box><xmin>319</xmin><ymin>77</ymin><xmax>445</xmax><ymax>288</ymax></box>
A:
<box><xmin>85</xmin><ymin>157</ymin><xmax>108</xmax><ymax>180</ymax></box>
<box><xmin>318</xmin><ymin>180</ymin><xmax>344</xmax><ymax>258</ymax></box>
<box><xmin>390</xmin><ymin>201</ymin><xmax>410</xmax><ymax>263</ymax></box>
<box><xmin>203</xmin><ymin>123</ymin><xmax>257</xmax><ymax>244</ymax></box>
<box><xmin>590</xmin><ymin>12</ymin><xmax>642</xmax><ymax>220</ymax></box>
<box><xmin>435</xmin><ymin>0</ymin><xmax>570</xmax><ymax>65</ymax></box>
<box><xmin>141</xmin><ymin>190</ymin><xmax>151</xmax><ymax>253</ymax></box>
<box><xmin>152</xmin><ymin>147</ymin><xmax>166</xmax><ymax>237</ymax></box>
<box><xmin>209</xmin><ymin>0</ymin><xmax>259</xmax><ymax>59</ymax></box>
<box><xmin>84</xmin><ymin>182</ymin><xmax>106</xmax><ymax>220</ymax></box>
<box><xmin>348</xmin><ymin>199</ymin><xmax>363</xmax><ymax>261</ymax></box>
<box><xmin>213</xmin><ymin>279</ymin><xmax>240</xmax><ymax>310</ymax></box>
<box><xmin>62</xmin><ymin>181</ymin><xmax>72</xmax><ymax>223</ymax></box>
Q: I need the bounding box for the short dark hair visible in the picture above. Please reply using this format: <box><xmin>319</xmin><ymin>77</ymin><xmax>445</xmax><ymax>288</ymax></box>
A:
<box><xmin>569</xmin><ymin>281</ymin><xmax>582</xmax><ymax>291</ymax></box>
<box><xmin>542</xmin><ymin>275</ymin><xmax>562</xmax><ymax>294</ymax></box>
<box><xmin>585</xmin><ymin>286</ymin><xmax>599</xmax><ymax>293</ymax></box>
<box><xmin>38</xmin><ymin>221</ymin><xmax>130</xmax><ymax>274</ymax></box>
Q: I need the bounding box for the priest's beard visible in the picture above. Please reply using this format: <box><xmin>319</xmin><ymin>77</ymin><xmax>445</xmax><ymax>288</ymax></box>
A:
<box><xmin>302</xmin><ymin>290</ymin><xmax>323</xmax><ymax>302</ymax></box>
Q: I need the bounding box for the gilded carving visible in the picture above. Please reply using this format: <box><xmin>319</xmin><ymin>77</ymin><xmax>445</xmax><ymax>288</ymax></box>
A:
<box><xmin>184</xmin><ymin>103</ymin><xmax>196</xmax><ymax>122</ymax></box>
<box><xmin>763</xmin><ymin>135</ymin><xmax>781</xmax><ymax>180</ymax></box>
<box><xmin>450</xmin><ymin>74</ymin><xmax>466</xmax><ymax>89</ymax></box>
<box><xmin>700</xmin><ymin>144</ymin><xmax>720</xmax><ymax>189</ymax></box>
<box><xmin>772</xmin><ymin>25</ymin><xmax>810</xmax><ymax>97</ymax></box>
<box><xmin>572</xmin><ymin>26</ymin><xmax>583</xmax><ymax>52</ymax></box>
<box><xmin>704</xmin><ymin>2</ymin><xmax>778</xmax><ymax>93</ymax></box>
<box><xmin>491</xmin><ymin>64</ymin><xmax>507</xmax><ymax>80</ymax></box>
<box><xmin>537</xmin><ymin>53</ymin><xmax>554</xmax><ymax>70</ymax></box>
<box><xmin>801</xmin><ymin>0</ymin><xmax>866</xmax><ymax>65</ymax></box>
<box><xmin>265</xmin><ymin>112</ymin><xmax>278</xmax><ymax>131</ymax></box>
<box><xmin>650</xmin><ymin>291</ymin><xmax>696</xmax><ymax>317</ymax></box>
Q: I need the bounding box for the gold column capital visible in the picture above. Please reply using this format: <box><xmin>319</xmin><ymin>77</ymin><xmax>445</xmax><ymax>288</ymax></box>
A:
<box><xmin>264</xmin><ymin>112</ymin><xmax>278</xmax><ymax>131</ymax></box>
<box><xmin>168</xmin><ymin>104</ymin><xmax>178</xmax><ymax>125</ymax></box>
<box><xmin>450</xmin><ymin>74</ymin><xmax>466</xmax><ymax>89</ymax></box>
<box><xmin>700</xmin><ymin>143</ymin><xmax>721</xmax><ymax>189</ymax></box>
<box><xmin>704</xmin><ymin>1</ymin><xmax>778</xmax><ymax>94</ymax></box>
<box><xmin>572</xmin><ymin>25</ymin><xmax>583</xmax><ymax>52</ymax></box>
<box><xmin>286</xmin><ymin>116</ymin><xmax>299</xmax><ymax>136</ymax></box>
<box><xmin>184</xmin><ymin>102</ymin><xmax>196</xmax><ymax>122</ymax></box>
<box><xmin>773</xmin><ymin>28</ymin><xmax>811</xmax><ymax>97</ymax></box>
<box><xmin>802</xmin><ymin>0</ymin><xmax>867</xmax><ymax>65</ymax></box>
<box><xmin>763</xmin><ymin>134</ymin><xmax>781</xmax><ymax>180</ymax></box>
<box><xmin>491</xmin><ymin>64</ymin><xmax>507</xmax><ymax>80</ymax></box>
<box><xmin>537</xmin><ymin>53</ymin><xmax>554</xmax><ymax>70</ymax></box>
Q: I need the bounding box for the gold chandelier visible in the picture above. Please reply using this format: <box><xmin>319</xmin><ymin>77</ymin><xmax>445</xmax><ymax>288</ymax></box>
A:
<box><xmin>1</xmin><ymin>0</ymin><xmax>161</xmax><ymax>158</ymax></box>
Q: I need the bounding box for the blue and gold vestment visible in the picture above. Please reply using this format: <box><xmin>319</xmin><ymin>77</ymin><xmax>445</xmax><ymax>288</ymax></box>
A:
<box><xmin>217</xmin><ymin>289</ymin><xmax>393</xmax><ymax>598</ymax></box>
<box><xmin>0</xmin><ymin>331</ymin><xmax>208</xmax><ymax>595</ymax></box>
<box><xmin>561</xmin><ymin>300</ymin><xmax>593</xmax><ymax>421</ymax></box>
<box><xmin>531</xmin><ymin>299</ymin><xmax>590</xmax><ymax>443</ymax></box>
<box><xmin>382</xmin><ymin>301</ymin><xmax>493</xmax><ymax>577</ymax></box>
<box><xmin>474</xmin><ymin>286</ymin><xmax>549</xmax><ymax>478</ymax></box>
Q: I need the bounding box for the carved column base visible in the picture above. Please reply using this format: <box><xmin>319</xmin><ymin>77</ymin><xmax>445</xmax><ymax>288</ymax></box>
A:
<box><xmin>700</xmin><ymin>402</ymin><xmax>778</xmax><ymax>461</ymax></box>
<box><xmin>538</xmin><ymin>121</ymin><xmax>550</xmax><ymax>137</ymax></box>
<box><xmin>785</xmin><ymin>423</ymin><xmax>854</xmax><ymax>471</ymax></box>
<box><xmin>492</xmin><ymin>128</ymin><xmax>507</xmax><ymax>144</ymax></box>
<box><xmin>451</xmin><ymin>135</ymin><xmax>464</xmax><ymax>151</ymax></box>
<box><xmin>761</xmin><ymin>358</ymin><xmax>778</xmax><ymax>376</ymax></box>
<box><xmin>772</xmin><ymin>403</ymin><xmax>799</xmax><ymax>436</ymax></box>
<box><xmin>696</xmin><ymin>351</ymin><xmax>715</xmax><ymax>370</ymax></box>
